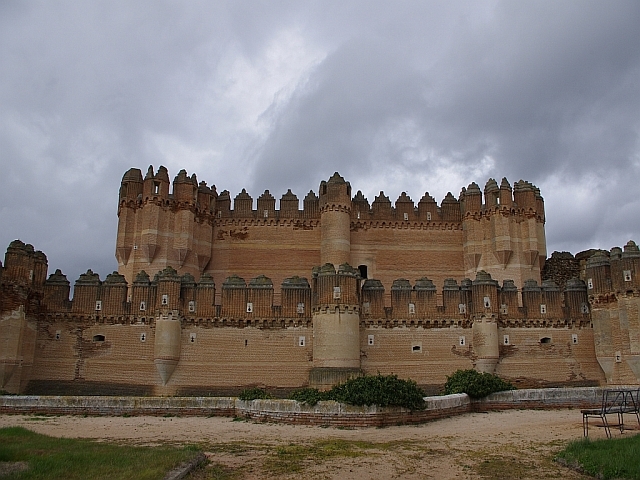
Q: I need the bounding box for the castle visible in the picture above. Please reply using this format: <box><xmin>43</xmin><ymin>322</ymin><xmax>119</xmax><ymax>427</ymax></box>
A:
<box><xmin>0</xmin><ymin>166</ymin><xmax>638</xmax><ymax>396</ymax></box>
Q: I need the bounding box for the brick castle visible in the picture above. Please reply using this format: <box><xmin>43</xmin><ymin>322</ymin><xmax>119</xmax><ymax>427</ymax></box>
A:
<box><xmin>1</xmin><ymin>166</ymin><xmax>638</xmax><ymax>395</ymax></box>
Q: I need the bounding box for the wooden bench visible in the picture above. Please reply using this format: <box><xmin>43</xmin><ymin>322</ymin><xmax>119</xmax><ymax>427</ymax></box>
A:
<box><xmin>582</xmin><ymin>388</ymin><xmax>640</xmax><ymax>438</ymax></box>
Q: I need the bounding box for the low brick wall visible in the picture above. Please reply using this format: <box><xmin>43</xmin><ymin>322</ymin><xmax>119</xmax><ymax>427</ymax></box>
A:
<box><xmin>0</xmin><ymin>387</ymin><xmax>633</xmax><ymax>427</ymax></box>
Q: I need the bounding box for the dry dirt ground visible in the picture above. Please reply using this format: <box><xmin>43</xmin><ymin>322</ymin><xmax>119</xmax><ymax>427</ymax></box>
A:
<box><xmin>0</xmin><ymin>409</ymin><xmax>634</xmax><ymax>479</ymax></box>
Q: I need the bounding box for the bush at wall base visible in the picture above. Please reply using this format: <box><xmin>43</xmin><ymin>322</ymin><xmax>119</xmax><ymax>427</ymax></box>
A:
<box><xmin>443</xmin><ymin>369</ymin><xmax>515</xmax><ymax>398</ymax></box>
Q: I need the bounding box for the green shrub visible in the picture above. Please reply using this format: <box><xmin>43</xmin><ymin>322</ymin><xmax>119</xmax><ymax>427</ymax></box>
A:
<box><xmin>289</xmin><ymin>388</ymin><xmax>329</xmax><ymax>406</ymax></box>
<box><xmin>289</xmin><ymin>374</ymin><xmax>426</xmax><ymax>410</ymax></box>
<box><xmin>443</xmin><ymin>369</ymin><xmax>514</xmax><ymax>398</ymax></box>
<box><xmin>238</xmin><ymin>387</ymin><xmax>273</xmax><ymax>401</ymax></box>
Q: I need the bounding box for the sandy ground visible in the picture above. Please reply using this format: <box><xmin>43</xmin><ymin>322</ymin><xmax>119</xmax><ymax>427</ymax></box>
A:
<box><xmin>1</xmin><ymin>409</ymin><xmax>635</xmax><ymax>479</ymax></box>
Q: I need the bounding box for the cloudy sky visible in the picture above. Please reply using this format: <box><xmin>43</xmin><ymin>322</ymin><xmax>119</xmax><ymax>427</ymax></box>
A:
<box><xmin>1</xmin><ymin>0</ymin><xmax>639</xmax><ymax>284</ymax></box>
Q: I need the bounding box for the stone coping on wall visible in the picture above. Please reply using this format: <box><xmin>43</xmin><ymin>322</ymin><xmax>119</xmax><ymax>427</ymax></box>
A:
<box><xmin>0</xmin><ymin>387</ymin><xmax>636</xmax><ymax>427</ymax></box>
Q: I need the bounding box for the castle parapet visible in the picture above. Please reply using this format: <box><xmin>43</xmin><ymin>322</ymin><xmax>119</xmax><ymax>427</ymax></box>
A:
<box><xmin>281</xmin><ymin>276</ymin><xmax>311</xmax><ymax>318</ymax></box>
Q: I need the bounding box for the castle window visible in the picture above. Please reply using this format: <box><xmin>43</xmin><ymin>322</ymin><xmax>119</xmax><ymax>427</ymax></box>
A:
<box><xmin>362</xmin><ymin>302</ymin><xmax>371</xmax><ymax>314</ymax></box>
<box><xmin>161</xmin><ymin>294</ymin><xmax>168</xmax><ymax>305</ymax></box>
<box><xmin>93</xmin><ymin>334</ymin><xmax>105</xmax><ymax>342</ymax></box>
<box><xmin>140</xmin><ymin>333</ymin><xmax>146</xmax><ymax>342</ymax></box>
<box><xmin>55</xmin><ymin>331</ymin><xmax>61</xmax><ymax>341</ymax></box>
<box><xmin>540</xmin><ymin>304</ymin><xmax>547</xmax><ymax>314</ymax></box>
<box><xmin>458</xmin><ymin>303</ymin><xmax>466</xmax><ymax>314</ymax></box>
<box><xmin>368</xmin><ymin>335</ymin><xmax>374</xmax><ymax>346</ymax></box>
<box><xmin>133</xmin><ymin>245</ymin><xmax>138</xmax><ymax>250</ymax></box>
<box><xmin>581</xmin><ymin>303</ymin><xmax>589</xmax><ymax>314</ymax></box>
<box><xmin>297</xmin><ymin>303</ymin><xmax>305</xmax><ymax>314</ymax></box>
<box><xmin>484</xmin><ymin>297</ymin><xmax>491</xmax><ymax>308</ymax></box>
<box><xmin>459</xmin><ymin>336</ymin><xmax>466</xmax><ymax>346</ymax></box>
<box><xmin>246</xmin><ymin>302</ymin><xmax>253</xmax><ymax>313</ymax></box>
<box><xmin>358</xmin><ymin>265</ymin><xmax>368</xmax><ymax>279</ymax></box>
<box><xmin>140</xmin><ymin>301</ymin><xmax>146</xmax><ymax>311</ymax></box>
<box><xmin>624</xmin><ymin>270</ymin><xmax>632</xmax><ymax>282</ymax></box>
<box><xmin>615</xmin><ymin>351</ymin><xmax>622</xmax><ymax>363</ymax></box>
<box><xmin>95</xmin><ymin>300</ymin><xmax>102</xmax><ymax>311</ymax></box>
<box><xmin>333</xmin><ymin>286</ymin><xmax>341</xmax><ymax>299</ymax></box>
<box><xmin>245</xmin><ymin>339</ymin><xmax>248</xmax><ymax>347</ymax></box>
<box><xmin>503</xmin><ymin>335</ymin><xmax>510</xmax><ymax>345</ymax></box>
<box><xmin>190</xmin><ymin>333</ymin><xmax>196</xmax><ymax>343</ymax></box>
<box><xmin>501</xmin><ymin>304</ymin><xmax>508</xmax><ymax>315</ymax></box>
<box><xmin>403</xmin><ymin>212</ymin><xmax>409</xmax><ymax>221</ymax></box>
<box><xmin>408</xmin><ymin>303</ymin><xmax>415</xmax><ymax>314</ymax></box>
<box><xmin>587</xmin><ymin>278</ymin><xmax>593</xmax><ymax>289</ymax></box>
<box><xmin>426</xmin><ymin>212</ymin><xmax>432</xmax><ymax>221</ymax></box>
<box><xmin>572</xmin><ymin>334</ymin><xmax>578</xmax><ymax>344</ymax></box>
<box><xmin>540</xmin><ymin>337</ymin><xmax>551</xmax><ymax>344</ymax></box>
<box><xmin>29</xmin><ymin>270</ymin><xmax>33</xmax><ymax>281</ymax></box>
<box><xmin>357</xmin><ymin>211</ymin><xmax>360</xmax><ymax>219</ymax></box>
<box><xmin>154</xmin><ymin>183</ymin><xmax>160</xmax><ymax>194</ymax></box>
<box><xmin>263</xmin><ymin>210</ymin><xmax>268</xmax><ymax>218</ymax></box>
<box><xmin>298</xmin><ymin>336</ymin><xmax>305</xmax><ymax>347</ymax></box>
<box><xmin>188</xmin><ymin>300</ymin><xmax>195</xmax><ymax>313</ymax></box>
<box><xmin>412</xmin><ymin>344</ymin><xmax>422</xmax><ymax>353</ymax></box>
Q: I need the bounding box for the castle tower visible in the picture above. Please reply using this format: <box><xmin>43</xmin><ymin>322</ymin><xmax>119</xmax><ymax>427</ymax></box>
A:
<box><xmin>462</xmin><ymin>178</ymin><xmax>547</xmax><ymax>289</ymax></box>
<box><xmin>319</xmin><ymin>173</ymin><xmax>352</xmax><ymax>267</ymax></box>
<box><xmin>153</xmin><ymin>267</ymin><xmax>182</xmax><ymax>387</ymax></box>
<box><xmin>470</xmin><ymin>271</ymin><xmax>500</xmax><ymax>373</ymax></box>
<box><xmin>310</xmin><ymin>263</ymin><xmax>361</xmax><ymax>389</ymax></box>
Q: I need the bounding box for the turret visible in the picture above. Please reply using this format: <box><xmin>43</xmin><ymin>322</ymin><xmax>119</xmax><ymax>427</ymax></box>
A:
<box><xmin>280</xmin><ymin>190</ymin><xmax>299</xmax><ymax>218</ymax></box>
<box><xmin>195</xmin><ymin>273</ymin><xmax>216</xmax><ymax>317</ymax></box>
<box><xmin>281</xmin><ymin>276</ymin><xmax>311</xmax><ymax>318</ymax></box>
<box><xmin>499</xmin><ymin>178</ymin><xmax>513</xmax><ymax>207</ymax></box>
<box><xmin>564</xmin><ymin>278</ymin><xmax>589</xmax><ymax>318</ymax></box>
<box><xmin>246</xmin><ymin>275</ymin><xmax>273</xmax><ymax>319</ymax></box>
<box><xmin>221</xmin><ymin>275</ymin><xmax>247</xmax><ymax>318</ymax></box>
<box><xmin>257</xmin><ymin>190</ymin><xmax>276</xmax><ymax>219</ymax></box>
<box><xmin>417</xmin><ymin>192</ymin><xmax>439</xmax><ymax>222</ymax></box>
<box><xmin>172</xmin><ymin>169</ymin><xmax>197</xmax><ymax>204</ymax></box>
<box><xmin>462</xmin><ymin>182</ymin><xmax>482</xmax><ymax>214</ymax></box>
<box><xmin>116</xmin><ymin>169</ymin><xmax>143</xmax><ymax>267</ymax></box>
<box><xmin>499</xmin><ymin>280</ymin><xmax>519</xmax><ymax>318</ymax></box>
<box><xmin>319</xmin><ymin>173</ymin><xmax>352</xmax><ymax>266</ymax></box>
<box><xmin>440</xmin><ymin>193</ymin><xmax>461</xmax><ymax>222</ymax></box>
<box><xmin>234</xmin><ymin>189</ymin><xmax>253</xmax><ymax>217</ymax></box>
<box><xmin>361</xmin><ymin>279</ymin><xmax>385</xmax><ymax>318</ymax></box>
<box><xmin>471</xmin><ymin>271</ymin><xmax>499</xmax><ymax>374</ymax></box>
<box><xmin>142</xmin><ymin>165</ymin><xmax>170</xmax><ymax>200</ymax></box>
<box><xmin>310</xmin><ymin>263</ymin><xmax>361</xmax><ymax>389</ymax></box>
<box><xmin>394</xmin><ymin>193</ymin><xmax>414</xmax><ymax>221</ymax></box>
<box><xmin>483</xmin><ymin>178</ymin><xmax>499</xmax><ymax>208</ymax></box>
<box><xmin>3</xmin><ymin>240</ymin><xmax>48</xmax><ymax>290</ymax></box>
<box><xmin>585</xmin><ymin>251</ymin><xmax>611</xmax><ymax>296</ymax></box>
<box><xmin>414</xmin><ymin>277</ymin><xmax>437</xmax><ymax>317</ymax></box>
<box><xmin>101</xmin><ymin>272</ymin><xmax>127</xmax><ymax>316</ymax></box>
<box><xmin>71</xmin><ymin>270</ymin><xmax>101</xmax><ymax>315</ymax></box>
<box><xmin>391</xmin><ymin>279</ymin><xmax>412</xmax><ymax>317</ymax></box>
<box><xmin>43</xmin><ymin>269</ymin><xmax>70</xmax><ymax>312</ymax></box>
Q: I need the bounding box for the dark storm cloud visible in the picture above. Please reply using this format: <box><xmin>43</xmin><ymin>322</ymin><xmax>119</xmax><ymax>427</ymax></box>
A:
<box><xmin>1</xmin><ymin>1</ymin><xmax>639</xmax><ymax>284</ymax></box>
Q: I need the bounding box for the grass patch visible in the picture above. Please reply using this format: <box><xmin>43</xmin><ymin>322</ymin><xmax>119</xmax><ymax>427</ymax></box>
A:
<box><xmin>557</xmin><ymin>435</ymin><xmax>640</xmax><ymax>479</ymax></box>
<box><xmin>263</xmin><ymin>439</ymin><xmax>375</xmax><ymax>475</ymax></box>
<box><xmin>0</xmin><ymin>426</ymin><xmax>200</xmax><ymax>479</ymax></box>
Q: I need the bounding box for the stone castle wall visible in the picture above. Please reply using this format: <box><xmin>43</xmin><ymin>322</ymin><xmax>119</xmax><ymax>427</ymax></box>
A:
<box><xmin>1</xmin><ymin>169</ymin><xmax>638</xmax><ymax>395</ymax></box>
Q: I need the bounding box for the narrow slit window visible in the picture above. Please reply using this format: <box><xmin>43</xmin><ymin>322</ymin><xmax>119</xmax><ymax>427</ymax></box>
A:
<box><xmin>161</xmin><ymin>294</ymin><xmax>168</xmax><ymax>305</ymax></box>
<box><xmin>426</xmin><ymin>211</ymin><xmax>432</xmax><ymax>221</ymax></box>
<box><xmin>503</xmin><ymin>335</ymin><xmax>510</xmax><ymax>345</ymax></box>
<box><xmin>484</xmin><ymin>296</ymin><xmax>491</xmax><ymax>308</ymax></box>
<box><xmin>368</xmin><ymin>335</ymin><xmax>374</xmax><ymax>346</ymax></box>
<box><xmin>540</xmin><ymin>304</ymin><xmax>547</xmax><ymax>314</ymax></box>
<box><xmin>246</xmin><ymin>302</ymin><xmax>253</xmax><ymax>313</ymax></box>
<box><xmin>459</xmin><ymin>336</ymin><xmax>466</xmax><ymax>346</ymax></box>
<box><xmin>95</xmin><ymin>300</ymin><xmax>102</xmax><ymax>311</ymax></box>
<box><xmin>188</xmin><ymin>300</ymin><xmax>195</xmax><ymax>313</ymax></box>
<box><xmin>587</xmin><ymin>278</ymin><xmax>593</xmax><ymax>289</ymax></box>
<box><xmin>403</xmin><ymin>212</ymin><xmax>409</xmax><ymax>221</ymax></box>
<box><xmin>298</xmin><ymin>336</ymin><xmax>305</xmax><ymax>347</ymax></box>
<box><xmin>624</xmin><ymin>270</ymin><xmax>632</xmax><ymax>282</ymax></box>
<box><xmin>139</xmin><ymin>301</ymin><xmax>146</xmax><ymax>311</ymax></box>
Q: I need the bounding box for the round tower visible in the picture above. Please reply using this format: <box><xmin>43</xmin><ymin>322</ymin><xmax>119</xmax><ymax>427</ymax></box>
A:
<box><xmin>319</xmin><ymin>173</ymin><xmax>352</xmax><ymax>267</ymax></box>
<box><xmin>310</xmin><ymin>263</ymin><xmax>361</xmax><ymax>389</ymax></box>
<box><xmin>471</xmin><ymin>271</ymin><xmax>500</xmax><ymax>374</ymax></box>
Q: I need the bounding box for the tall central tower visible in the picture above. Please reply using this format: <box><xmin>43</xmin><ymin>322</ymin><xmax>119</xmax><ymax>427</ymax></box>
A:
<box><xmin>319</xmin><ymin>173</ymin><xmax>352</xmax><ymax>266</ymax></box>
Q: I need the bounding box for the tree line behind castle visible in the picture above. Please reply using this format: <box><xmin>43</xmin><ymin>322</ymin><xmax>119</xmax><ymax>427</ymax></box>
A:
<box><xmin>4</xmin><ymin>238</ymin><xmax>640</xmax><ymax>324</ymax></box>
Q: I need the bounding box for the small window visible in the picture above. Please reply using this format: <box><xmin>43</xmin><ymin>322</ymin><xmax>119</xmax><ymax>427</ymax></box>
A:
<box><xmin>458</xmin><ymin>303</ymin><xmax>466</xmax><ymax>314</ymax></box>
<box><xmin>572</xmin><ymin>334</ymin><xmax>578</xmax><ymax>345</ymax></box>
<box><xmin>459</xmin><ymin>336</ymin><xmax>466</xmax><ymax>346</ymax></box>
<box><xmin>140</xmin><ymin>301</ymin><xmax>146</xmax><ymax>311</ymax></box>
<box><xmin>244</xmin><ymin>339</ymin><xmax>248</xmax><ymax>347</ymax></box>
<box><xmin>95</xmin><ymin>300</ymin><xmax>102</xmax><ymax>311</ymax></box>
<box><xmin>408</xmin><ymin>303</ymin><xmax>415</xmax><ymax>314</ymax></box>
<box><xmin>403</xmin><ymin>212</ymin><xmax>409</xmax><ymax>221</ymax></box>
<box><xmin>161</xmin><ymin>294</ymin><xmax>168</xmax><ymax>305</ymax></box>
<box><xmin>484</xmin><ymin>296</ymin><xmax>491</xmax><ymax>308</ymax></box>
<box><xmin>412</xmin><ymin>344</ymin><xmax>422</xmax><ymax>353</ymax></box>
<box><xmin>362</xmin><ymin>302</ymin><xmax>371</xmax><ymax>314</ymax></box>
<box><xmin>55</xmin><ymin>331</ymin><xmax>61</xmax><ymax>341</ymax></box>
<box><xmin>93</xmin><ymin>334</ymin><xmax>105</xmax><ymax>342</ymax></box>
<box><xmin>503</xmin><ymin>335</ymin><xmax>510</xmax><ymax>345</ymax></box>
<box><xmin>298</xmin><ymin>336</ymin><xmax>305</xmax><ymax>347</ymax></box>
<box><xmin>190</xmin><ymin>332</ymin><xmax>196</xmax><ymax>343</ymax></box>
<box><xmin>615</xmin><ymin>351</ymin><xmax>622</xmax><ymax>363</ymax></box>
<box><xmin>368</xmin><ymin>334</ymin><xmax>374</xmax><ymax>346</ymax></box>
<box><xmin>358</xmin><ymin>265</ymin><xmax>368</xmax><ymax>279</ymax></box>
<box><xmin>246</xmin><ymin>302</ymin><xmax>253</xmax><ymax>313</ymax></box>
<box><xmin>29</xmin><ymin>270</ymin><xmax>33</xmax><ymax>281</ymax></box>
<box><xmin>154</xmin><ymin>183</ymin><xmax>160</xmax><ymax>194</ymax></box>
<box><xmin>357</xmin><ymin>211</ymin><xmax>360</xmax><ymax>219</ymax></box>
<box><xmin>587</xmin><ymin>278</ymin><xmax>593</xmax><ymax>289</ymax></box>
<box><xmin>133</xmin><ymin>244</ymin><xmax>138</xmax><ymax>250</ymax></box>
<box><xmin>217</xmin><ymin>211</ymin><xmax>222</xmax><ymax>218</ymax></box>
<box><xmin>581</xmin><ymin>303</ymin><xmax>589</xmax><ymax>314</ymax></box>
<box><xmin>624</xmin><ymin>270</ymin><xmax>632</xmax><ymax>282</ymax></box>
<box><xmin>540</xmin><ymin>337</ymin><xmax>551</xmax><ymax>344</ymax></box>
<box><xmin>500</xmin><ymin>304</ymin><xmax>508</xmax><ymax>315</ymax></box>
<box><xmin>333</xmin><ymin>286</ymin><xmax>341</xmax><ymax>299</ymax></box>
<box><xmin>140</xmin><ymin>333</ymin><xmax>146</xmax><ymax>342</ymax></box>
<box><xmin>263</xmin><ymin>210</ymin><xmax>268</xmax><ymax>218</ymax></box>
<box><xmin>297</xmin><ymin>302</ymin><xmax>305</xmax><ymax>314</ymax></box>
<box><xmin>426</xmin><ymin>212</ymin><xmax>432</xmax><ymax>221</ymax></box>
<box><xmin>188</xmin><ymin>300</ymin><xmax>195</xmax><ymax>313</ymax></box>
<box><xmin>540</xmin><ymin>304</ymin><xmax>547</xmax><ymax>314</ymax></box>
